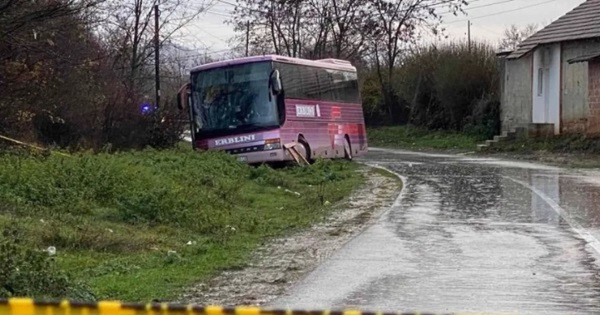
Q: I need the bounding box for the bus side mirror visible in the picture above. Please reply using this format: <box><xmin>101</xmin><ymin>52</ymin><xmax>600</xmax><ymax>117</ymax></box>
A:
<box><xmin>177</xmin><ymin>83</ymin><xmax>191</xmax><ymax>111</ymax></box>
<box><xmin>270</xmin><ymin>70</ymin><xmax>282</xmax><ymax>95</ymax></box>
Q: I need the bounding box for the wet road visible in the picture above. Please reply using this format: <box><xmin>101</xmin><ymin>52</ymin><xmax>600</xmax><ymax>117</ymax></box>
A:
<box><xmin>272</xmin><ymin>148</ymin><xmax>600</xmax><ymax>315</ymax></box>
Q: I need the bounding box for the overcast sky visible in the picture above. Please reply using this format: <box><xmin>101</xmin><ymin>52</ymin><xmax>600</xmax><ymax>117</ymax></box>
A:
<box><xmin>178</xmin><ymin>0</ymin><xmax>587</xmax><ymax>55</ymax></box>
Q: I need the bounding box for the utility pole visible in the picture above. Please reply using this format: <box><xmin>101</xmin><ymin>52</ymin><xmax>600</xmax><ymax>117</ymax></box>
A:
<box><xmin>467</xmin><ymin>20</ymin><xmax>471</xmax><ymax>52</ymax></box>
<box><xmin>245</xmin><ymin>21</ymin><xmax>250</xmax><ymax>57</ymax></box>
<box><xmin>154</xmin><ymin>3</ymin><xmax>161</xmax><ymax>108</ymax></box>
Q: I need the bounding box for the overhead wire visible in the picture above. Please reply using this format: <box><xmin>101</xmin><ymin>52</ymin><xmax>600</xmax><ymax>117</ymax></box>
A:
<box><xmin>446</xmin><ymin>0</ymin><xmax>559</xmax><ymax>23</ymax></box>
<box><xmin>191</xmin><ymin>0</ymin><xmax>560</xmax><ymax>57</ymax></box>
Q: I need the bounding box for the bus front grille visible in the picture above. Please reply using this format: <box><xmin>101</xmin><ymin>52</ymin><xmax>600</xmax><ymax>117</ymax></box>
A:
<box><xmin>225</xmin><ymin>145</ymin><xmax>264</xmax><ymax>154</ymax></box>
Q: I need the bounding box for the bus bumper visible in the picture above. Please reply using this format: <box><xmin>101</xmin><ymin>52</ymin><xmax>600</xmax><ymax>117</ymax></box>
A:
<box><xmin>233</xmin><ymin>149</ymin><xmax>292</xmax><ymax>164</ymax></box>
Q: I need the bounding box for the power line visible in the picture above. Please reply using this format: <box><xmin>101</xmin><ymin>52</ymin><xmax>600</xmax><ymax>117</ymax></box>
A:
<box><xmin>199</xmin><ymin>28</ymin><xmax>229</xmax><ymax>43</ymax></box>
<box><xmin>175</xmin><ymin>48</ymin><xmax>237</xmax><ymax>60</ymax></box>
<box><xmin>204</xmin><ymin>10</ymin><xmax>231</xmax><ymax>17</ymax></box>
<box><xmin>477</xmin><ymin>24</ymin><xmax>503</xmax><ymax>36</ymax></box>
<box><xmin>439</xmin><ymin>0</ymin><xmax>515</xmax><ymax>15</ymax></box>
<box><xmin>430</xmin><ymin>0</ymin><xmax>485</xmax><ymax>8</ymax></box>
<box><xmin>447</xmin><ymin>0</ymin><xmax>559</xmax><ymax>24</ymax></box>
<box><xmin>215</xmin><ymin>0</ymin><xmax>268</xmax><ymax>14</ymax></box>
<box><xmin>215</xmin><ymin>0</ymin><xmax>236</xmax><ymax>7</ymax></box>
<box><xmin>218</xmin><ymin>0</ymin><xmax>486</xmax><ymax>15</ymax></box>
<box><xmin>463</xmin><ymin>0</ymin><xmax>515</xmax><ymax>11</ymax></box>
<box><xmin>212</xmin><ymin>0</ymin><xmax>501</xmax><ymax>22</ymax></box>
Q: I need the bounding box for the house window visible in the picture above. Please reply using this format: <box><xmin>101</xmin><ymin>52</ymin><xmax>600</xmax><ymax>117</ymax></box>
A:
<box><xmin>538</xmin><ymin>68</ymin><xmax>544</xmax><ymax>96</ymax></box>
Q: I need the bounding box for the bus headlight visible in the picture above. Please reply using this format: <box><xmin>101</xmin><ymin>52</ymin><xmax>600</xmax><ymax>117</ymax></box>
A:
<box><xmin>264</xmin><ymin>138</ymin><xmax>281</xmax><ymax>150</ymax></box>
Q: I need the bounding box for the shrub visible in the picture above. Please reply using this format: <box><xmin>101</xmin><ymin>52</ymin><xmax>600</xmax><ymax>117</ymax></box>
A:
<box><xmin>364</xmin><ymin>40</ymin><xmax>500</xmax><ymax>135</ymax></box>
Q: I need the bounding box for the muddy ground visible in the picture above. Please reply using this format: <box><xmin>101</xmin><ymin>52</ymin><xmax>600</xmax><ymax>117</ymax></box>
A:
<box><xmin>177</xmin><ymin>166</ymin><xmax>402</xmax><ymax>306</ymax></box>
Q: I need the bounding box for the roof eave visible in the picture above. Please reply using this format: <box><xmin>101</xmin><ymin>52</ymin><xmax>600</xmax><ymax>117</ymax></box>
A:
<box><xmin>506</xmin><ymin>45</ymin><xmax>537</xmax><ymax>60</ymax></box>
<box><xmin>568</xmin><ymin>52</ymin><xmax>600</xmax><ymax>64</ymax></box>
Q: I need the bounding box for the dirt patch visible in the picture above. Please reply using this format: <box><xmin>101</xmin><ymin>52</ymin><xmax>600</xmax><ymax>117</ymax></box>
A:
<box><xmin>177</xmin><ymin>166</ymin><xmax>402</xmax><ymax>306</ymax></box>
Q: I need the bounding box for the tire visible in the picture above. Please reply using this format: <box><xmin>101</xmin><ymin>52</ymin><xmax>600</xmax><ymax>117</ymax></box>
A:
<box><xmin>343</xmin><ymin>137</ymin><xmax>353</xmax><ymax>160</ymax></box>
<box><xmin>297</xmin><ymin>139</ymin><xmax>312</xmax><ymax>164</ymax></box>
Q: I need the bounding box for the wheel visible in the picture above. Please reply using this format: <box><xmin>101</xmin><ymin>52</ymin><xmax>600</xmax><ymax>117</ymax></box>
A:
<box><xmin>343</xmin><ymin>137</ymin><xmax>353</xmax><ymax>160</ymax></box>
<box><xmin>297</xmin><ymin>139</ymin><xmax>312</xmax><ymax>164</ymax></box>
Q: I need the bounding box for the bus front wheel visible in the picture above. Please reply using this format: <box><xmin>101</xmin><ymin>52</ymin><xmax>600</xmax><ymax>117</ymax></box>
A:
<box><xmin>297</xmin><ymin>139</ymin><xmax>311</xmax><ymax>164</ymax></box>
<box><xmin>343</xmin><ymin>137</ymin><xmax>353</xmax><ymax>161</ymax></box>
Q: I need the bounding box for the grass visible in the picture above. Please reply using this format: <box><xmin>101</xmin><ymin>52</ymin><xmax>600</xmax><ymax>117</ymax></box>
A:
<box><xmin>367</xmin><ymin>125</ymin><xmax>484</xmax><ymax>151</ymax></box>
<box><xmin>0</xmin><ymin>147</ymin><xmax>362</xmax><ymax>302</ymax></box>
<box><xmin>485</xmin><ymin>134</ymin><xmax>600</xmax><ymax>154</ymax></box>
<box><xmin>482</xmin><ymin>134</ymin><xmax>600</xmax><ymax>168</ymax></box>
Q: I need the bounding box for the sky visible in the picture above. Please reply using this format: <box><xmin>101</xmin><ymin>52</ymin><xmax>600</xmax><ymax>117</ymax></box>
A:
<box><xmin>179</xmin><ymin>0</ymin><xmax>587</xmax><ymax>55</ymax></box>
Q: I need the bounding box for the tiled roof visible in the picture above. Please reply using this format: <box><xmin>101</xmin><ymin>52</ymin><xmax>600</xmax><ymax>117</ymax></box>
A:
<box><xmin>507</xmin><ymin>0</ymin><xmax>600</xmax><ymax>59</ymax></box>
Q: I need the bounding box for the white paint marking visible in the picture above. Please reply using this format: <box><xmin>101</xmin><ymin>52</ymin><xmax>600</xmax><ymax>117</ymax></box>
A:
<box><xmin>503</xmin><ymin>175</ymin><xmax>600</xmax><ymax>256</ymax></box>
<box><xmin>366</xmin><ymin>159</ymin><xmax>600</xmax><ymax>259</ymax></box>
<box><xmin>364</xmin><ymin>163</ymin><xmax>408</xmax><ymax>208</ymax></box>
<box><xmin>369</xmin><ymin>147</ymin><xmax>562</xmax><ymax>170</ymax></box>
<box><xmin>367</xmin><ymin>147</ymin><xmax>457</xmax><ymax>158</ymax></box>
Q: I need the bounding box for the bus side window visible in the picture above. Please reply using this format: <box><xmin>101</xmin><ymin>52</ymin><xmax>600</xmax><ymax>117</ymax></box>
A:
<box><xmin>278</xmin><ymin>63</ymin><xmax>302</xmax><ymax>99</ymax></box>
<box><xmin>330</xmin><ymin>70</ymin><xmax>359</xmax><ymax>103</ymax></box>
<box><xmin>344</xmin><ymin>72</ymin><xmax>360</xmax><ymax>103</ymax></box>
<box><xmin>303</xmin><ymin>67</ymin><xmax>320</xmax><ymax>100</ymax></box>
<box><xmin>317</xmin><ymin>68</ymin><xmax>335</xmax><ymax>101</ymax></box>
<box><xmin>330</xmin><ymin>70</ymin><xmax>345</xmax><ymax>101</ymax></box>
<box><xmin>279</xmin><ymin>63</ymin><xmax>320</xmax><ymax>101</ymax></box>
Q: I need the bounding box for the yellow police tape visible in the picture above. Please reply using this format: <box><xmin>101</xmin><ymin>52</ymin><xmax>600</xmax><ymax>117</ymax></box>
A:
<box><xmin>0</xmin><ymin>298</ymin><xmax>513</xmax><ymax>315</ymax></box>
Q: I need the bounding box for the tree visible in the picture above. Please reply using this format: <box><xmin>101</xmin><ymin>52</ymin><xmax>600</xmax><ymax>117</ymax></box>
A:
<box><xmin>365</xmin><ymin>0</ymin><xmax>466</xmax><ymax>123</ymax></box>
<box><xmin>303</xmin><ymin>0</ymin><xmax>372</xmax><ymax>59</ymax></box>
<box><xmin>229</xmin><ymin>0</ymin><xmax>374</xmax><ymax>60</ymax></box>
<box><xmin>229</xmin><ymin>0</ymin><xmax>305</xmax><ymax>57</ymax></box>
<box><xmin>93</xmin><ymin>0</ymin><xmax>213</xmax><ymax>147</ymax></box>
<box><xmin>228</xmin><ymin>0</ymin><xmax>467</xmax><ymax>124</ymax></box>
<box><xmin>0</xmin><ymin>0</ymin><xmax>107</xmax><ymax>144</ymax></box>
<box><xmin>99</xmin><ymin>0</ymin><xmax>213</xmax><ymax>94</ymax></box>
<box><xmin>0</xmin><ymin>0</ymin><xmax>214</xmax><ymax>149</ymax></box>
<box><xmin>0</xmin><ymin>0</ymin><xmax>103</xmax><ymax>52</ymax></box>
<box><xmin>498</xmin><ymin>23</ymin><xmax>539</xmax><ymax>51</ymax></box>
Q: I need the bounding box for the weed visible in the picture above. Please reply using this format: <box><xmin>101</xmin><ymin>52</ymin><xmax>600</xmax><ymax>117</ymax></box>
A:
<box><xmin>367</xmin><ymin>125</ymin><xmax>482</xmax><ymax>151</ymax></box>
<box><xmin>0</xmin><ymin>227</ymin><xmax>95</xmax><ymax>300</ymax></box>
<box><xmin>0</xmin><ymin>148</ymin><xmax>361</xmax><ymax>301</ymax></box>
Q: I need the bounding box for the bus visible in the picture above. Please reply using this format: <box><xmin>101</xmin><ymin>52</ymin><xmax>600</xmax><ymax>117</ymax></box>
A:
<box><xmin>177</xmin><ymin>55</ymin><xmax>368</xmax><ymax>164</ymax></box>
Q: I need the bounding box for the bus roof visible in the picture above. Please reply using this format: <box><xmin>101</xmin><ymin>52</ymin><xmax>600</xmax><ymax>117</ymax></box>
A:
<box><xmin>190</xmin><ymin>55</ymin><xmax>357</xmax><ymax>73</ymax></box>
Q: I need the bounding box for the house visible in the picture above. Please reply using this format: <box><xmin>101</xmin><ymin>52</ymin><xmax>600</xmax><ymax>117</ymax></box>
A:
<box><xmin>499</xmin><ymin>0</ymin><xmax>600</xmax><ymax>137</ymax></box>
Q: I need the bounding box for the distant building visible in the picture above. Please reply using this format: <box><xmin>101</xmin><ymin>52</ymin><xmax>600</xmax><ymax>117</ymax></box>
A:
<box><xmin>499</xmin><ymin>0</ymin><xmax>600</xmax><ymax>137</ymax></box>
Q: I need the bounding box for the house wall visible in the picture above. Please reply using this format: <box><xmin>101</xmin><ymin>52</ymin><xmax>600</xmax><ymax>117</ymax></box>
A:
<box><xmin>587</xmin><ymin>59</ymin><xmax>600</xmax><ymax>136</ymax></box>
<box><xmin>501</xmin><ymin>54</ymin><xmax>533</xmax><ymax>133</ymax></box>
<box><xmin>561</xmin><ymin>39</ymin><xmax>600</xmax><ymax>133</ymax></box>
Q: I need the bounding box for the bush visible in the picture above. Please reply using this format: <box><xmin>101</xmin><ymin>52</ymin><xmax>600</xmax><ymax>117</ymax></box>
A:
<box><xmin>463</xmin><ymin>96</ymin><xmax>501</xmax><ymax>139</ymax></box>
<box><xmin>363</xmin><ymin>40</ymin><xmax>500</xmax><ymax>136</ymax></box>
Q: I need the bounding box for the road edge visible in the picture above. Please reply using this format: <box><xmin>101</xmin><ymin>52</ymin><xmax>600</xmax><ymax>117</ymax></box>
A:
<box><xmin>177</xmin><ymin>164</ymin><xmax>404</xmax><ymax>306</ymax></box>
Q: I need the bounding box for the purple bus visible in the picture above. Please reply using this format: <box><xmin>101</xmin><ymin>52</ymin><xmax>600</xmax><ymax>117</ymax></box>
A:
<box><xmin>177</xmin><ymin>55</ymin><xmax>368</xmax><ymax>164</ymax></box>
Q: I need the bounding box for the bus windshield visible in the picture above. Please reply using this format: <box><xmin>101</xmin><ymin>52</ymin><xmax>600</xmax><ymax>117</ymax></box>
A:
<box><xmin>191</xmin><ymin>61</ymin><xmax>278</xmax><ymax>134</ymax></box>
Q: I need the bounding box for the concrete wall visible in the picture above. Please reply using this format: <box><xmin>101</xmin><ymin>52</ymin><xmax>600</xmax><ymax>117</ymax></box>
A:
<box><xmin>561</xmin><ymin>39</ymin><xmax>600</xmax><ymax>133</ymax></box>
<box><xmin>501</xmin><ymin>54</ymin><xmax>533</xmax><ymax>133</ymax></box>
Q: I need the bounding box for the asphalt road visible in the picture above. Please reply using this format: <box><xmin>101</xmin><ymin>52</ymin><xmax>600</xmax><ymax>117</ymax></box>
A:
<box><xmin>271</xmin><ymin>148</ymin><xmax>600</xmax><ymax>315</ymax></box>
